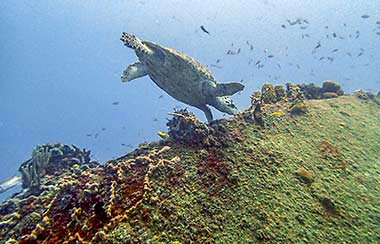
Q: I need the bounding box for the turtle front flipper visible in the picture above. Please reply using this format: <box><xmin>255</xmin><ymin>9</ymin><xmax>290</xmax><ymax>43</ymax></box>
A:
<box><xmin>121</xmin><ymin>62</ymin><xmax>148</xmax><ymax>82</ymax></box>
<box><xmin>202</xmin><ymin>80</ymin><xmax>245</xmax><ymax>97</ymax></box>
<box><xmin>120</xmin><ymin>32</ymin><xmax>153</xmax><ymax>55</ymax></box>
<box><xmin>208</xmin><ymin>96</ymin><xmax>239</xmax><ymax>116</ymax></box>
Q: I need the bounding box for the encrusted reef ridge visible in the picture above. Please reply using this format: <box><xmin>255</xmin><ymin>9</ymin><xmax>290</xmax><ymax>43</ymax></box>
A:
<box><xmin>0</xmin><ymin>81</ymin><xmax>380</xmax><ymax>243</ymax></box>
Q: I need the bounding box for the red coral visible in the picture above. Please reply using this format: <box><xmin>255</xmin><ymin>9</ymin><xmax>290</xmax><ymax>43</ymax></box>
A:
<box><xmin>197</xmin><ymin>150</ymin><xmax>232</xmax><ymax>196</ymax></box>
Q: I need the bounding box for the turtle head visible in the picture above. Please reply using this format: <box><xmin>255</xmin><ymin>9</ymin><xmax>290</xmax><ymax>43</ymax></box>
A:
<box><xmin>121</xmin><ymin>32</ymin><xmax>153</xmax><ymax>56</ymax></box>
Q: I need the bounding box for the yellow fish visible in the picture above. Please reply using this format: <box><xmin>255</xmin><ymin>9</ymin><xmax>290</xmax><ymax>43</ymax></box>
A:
<box><xmin>157</xmin><ymin>131</ymin><xmax>170</xmax><ymax>139</ymax></box>
<box><xmin>271</xmin><ymin>111</ymin><xmax>284</xmax><ymax>116</ymax></box>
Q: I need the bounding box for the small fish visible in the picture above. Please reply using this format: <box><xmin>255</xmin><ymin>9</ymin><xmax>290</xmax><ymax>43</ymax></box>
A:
<box><xmin>112</xmin><ymin>102</ymin><xmax>119</xmax><ymax>105</ymax></box>
<box><xmin>276</xmin><ymin>62</ymin><xmax>281</xmax><ymax>69</ymax></box>
<box><xmin>361</xmin><ymin>14</ymin><xmax>370</xmax><ymax>19</ymax></box>
<box><xmin>287</xmin><ymin>19</ymin><xmax>300</xmax><ymax>26</ymax></box>
<box><xmin>347</xmin><ymin>52</ymin><xmax>352</xmax><ymax>57</ymax></box>
<box><xmin>86</xmin><ymin>134</ymin><xmax>92</xmax><ymax>137</ymax></box>
<box><xmin>300</xmin><ymin>26</ymin><xmax>308</xmax><ymax>30</ymax></box>
<box><xmin>304</xmin><ymin>34</ymin><xmax>310</xmax><ymax>38</ymax></box>
<box><xmin>226</xmin><ymin>50</ymin><xmax>236</xmax><ymax>55</ymax></box>
<box><xmin>315</xmin><ymin>42</ymin><xmax>321</xmax><ymax>49</ymax></box>
<box><xmin>319</xmin><ymin>56</ymin><xmax>325</xmax><ymax>60</ymax></box>
<box><xmin>157</xmin><ymin>131</ymin><xmax>170</xmax><ymax>139</ymax></box>
<box><xmin>281</xmin><ymin>24</ymin><xmax>286</xmax><ymax>29</ymax></box>
<box><xmin>237</xmin><ymin>48</ymin><xmax>241</xmax><ymax>54</ymax></box>
<box><xmin>357</xmin><ymin>52</ymin><xmax>364</xmax><ymax>57</ymax></box>
<box><xmin>271</xmin><ymin>111</ymin><xmax>284</xmax><ymax>116</ymax></box>
<box><xmin>355</xmin><ymin>30</ymin><xmax>360</xmax><ymax>38</ymax></box>
<box><xmin>255</xmin><ymin>60</ymin><xmax>261</xmax><ymax>65</ymax></box>
<box><xmin>246</xmin><ymin>41</ymin><xmax>254</xmax><ymax>50</ymax></box>
<box><xmin>94</xmin><ymin>133</ymin><xmax>99</xmax><ymax>139</ymax></box>
<box><xmin>158</xmin><ymin>95</ymin><xmax>164</xmax><ymax>99</ymax></box>
<box><xmin>121</xmin><ymin>143</ymin><xmax>133</xmax><ymax>148</ymax></box>
<box><xmin>200</xmin><ymin>25</ymin><xmax>210</xmax><ymax>34</ymax></box>
<box><xmin>296</xmin><ymin>64</ymin><xmax>301</xmax><ymax>69</ymax></box>
<box><xmin>332</xmin><ymin>49</ymin><xmax>339</xmax><ymax>52</ymax></box>
<box><xmin>210</xmin><ymin>64</ymin><xmax>222</xmax><ymax>69</ymax></box>
<box><xmin>333</xmin><ymin>32</ymin><xmax>337</xmax><ymax>38</ymax></box>
<box><xmin>303</xmin><ymin>19</ymin><xmax>310</xmax><ymax>24</ymax></box>
<box><xmin>327</xmin><ymin>57</ymin><xmax>334</xmax><ymax>62</ymax></box>
<box><xmin>216</xmin><ymin>59</ymin><xmax>221</xmax><ymax>63</ymax></box>
<box><xmin>267</xmin><ymin>55</ymin><xmax>274</xmax><ymax>58</ymax></box>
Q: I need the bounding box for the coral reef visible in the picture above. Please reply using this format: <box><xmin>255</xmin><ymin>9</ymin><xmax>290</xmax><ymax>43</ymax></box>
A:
<box><xmin>19</xmin><ymin>143</ymin><xmax>92</xmax><ymax>193</ymax></box>
<box><xmin>0</xmin><ymin>82</ymin><xmax>379</xmax><ymax>243</ymax></box>
<box><xmin>297</xmin><ymin>80</ymin><xmax>344</xmax><ymax>99</ymax></box>
<box><xmin>321</xmin><ymin>80</ymin><xmax>344</xmax><ymax>95</ymax></box>
<box><xmin>261</xmin><ymin>83</ymin><xmax>277</xmax><ymax>104</ymax></box>
<box><xmin>166</xmin><ymin>108</ymin><xmax>240</xmax><ymax>148</ymax></box>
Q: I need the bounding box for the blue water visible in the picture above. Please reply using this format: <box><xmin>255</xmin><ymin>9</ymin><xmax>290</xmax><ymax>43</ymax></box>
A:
<box><xmin>0</xmin><ymin>1</ymin><xmax>379</xmax><ymax>201</ymax></box>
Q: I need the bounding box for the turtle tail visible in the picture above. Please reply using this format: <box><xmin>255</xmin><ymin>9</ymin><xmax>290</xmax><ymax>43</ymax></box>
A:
<box><xmin>120</xmin><ymin>32</ymin><xmax>152</xmax><ymax>55</ymax></box>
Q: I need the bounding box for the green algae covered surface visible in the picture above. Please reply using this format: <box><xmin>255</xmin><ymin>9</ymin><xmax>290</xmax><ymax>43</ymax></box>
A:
<box><xmin>107</xmin><ymin>96</ymin><xmax>380</xmax><ymax>243</ymax></box>
<box><xmin>0</xmin><ymin>95</ymin><xmax>379</xmax><ymax>243</ymax></box>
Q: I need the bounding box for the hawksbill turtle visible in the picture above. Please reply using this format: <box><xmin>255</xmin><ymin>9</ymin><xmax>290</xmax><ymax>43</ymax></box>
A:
<box><xmin>120</xmin><ymin>32</ymin><xmax>244</xmax><ymax>122</ymax></box>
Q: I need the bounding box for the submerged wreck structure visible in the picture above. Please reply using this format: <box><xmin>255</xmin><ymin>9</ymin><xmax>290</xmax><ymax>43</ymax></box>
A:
<box><xmin>0</xmin><ymin>81</ymin><xmax>379</xmax><ymax>243</ymax></box>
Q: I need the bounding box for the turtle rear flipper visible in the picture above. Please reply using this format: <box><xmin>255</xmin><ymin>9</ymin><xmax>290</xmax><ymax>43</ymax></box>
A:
<box><xmin>121</xmin><ymin>62</ymin><xmax>148</xmax><ymax>82</ymax></box>
<box><xmin>194</xmin><ymin>104</ymin><xmax>213</xmax><ymax>123</ymax></box>
<box><xmin>209</xmin><ymin>96</ymin><xmax>239</xmax><ymax>115</ymax></box>
<box><xmin>202</xmin><ymin>80</ymin><xmax>245</xmax><ymax>97</ymax></box>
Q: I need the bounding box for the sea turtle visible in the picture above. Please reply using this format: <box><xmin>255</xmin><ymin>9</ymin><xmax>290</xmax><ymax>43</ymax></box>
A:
<box><xmin>120</xmin><ymin>32</ymin><xmax>244</xmax><ymax>122</ymax></box>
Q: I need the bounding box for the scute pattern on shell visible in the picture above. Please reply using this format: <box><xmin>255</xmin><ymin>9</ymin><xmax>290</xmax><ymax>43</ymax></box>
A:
<box><xmin>161</xmin><ymin>46</ymin><xmax>215</xmax><ymax>81</ymax></box>
<box><xmin>142</xmin><ymin>41</ymin><xmax>217</xmax><ymax>106</ymax></box>
<box><xmin>144</xmin><ymin>41</ymin><xmax>215</xmax><ymax>82</ymax></box>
